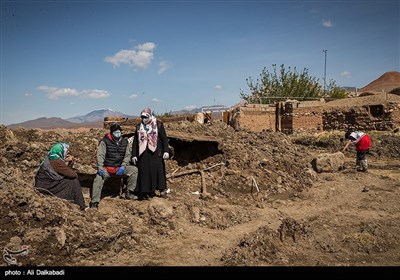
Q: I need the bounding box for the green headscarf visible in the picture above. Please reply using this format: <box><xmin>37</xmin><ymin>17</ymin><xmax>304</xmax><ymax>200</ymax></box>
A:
<box><xmin>48</xmin><ymin>142</ymin><xmax>70</xmax><ymax>160</ymax></box>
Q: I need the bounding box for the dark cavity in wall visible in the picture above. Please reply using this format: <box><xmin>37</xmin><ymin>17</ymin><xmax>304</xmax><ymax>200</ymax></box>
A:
<box><xmin>168</xmin><ymin>137</ymin><xmax>222</xmax><ymax>166</ymax></box>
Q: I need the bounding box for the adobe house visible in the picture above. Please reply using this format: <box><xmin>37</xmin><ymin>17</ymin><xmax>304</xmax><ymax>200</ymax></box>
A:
<box><xmin>226</xmin><ymin>93</ymin><xmax>400</xmax><ymax>133</ymax></box>
<box><xmin>322</xmin><ymin>93</ymin><xmax>400</xmax><ymax>131</ymax></box>
<box><xmin>279</xmin><ymin>99</ymin><xmax>325</xmax><ymax>133</ymax></box>
<box><xmin>226</xmin><ymin>99</ymin><xmax>325</xmax><ymax>133</ymax></box>
<box><xmin>227</xmin><ymin>103</ymin><xmax>276</xmax><ymax>132</ymax></box>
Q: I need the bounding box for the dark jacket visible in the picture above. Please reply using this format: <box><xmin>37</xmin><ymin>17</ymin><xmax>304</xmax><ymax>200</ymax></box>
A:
<box><xmin>101</xmin><ymin>133</ymin><xmax>129</xmax><ymax>167</ymax></box>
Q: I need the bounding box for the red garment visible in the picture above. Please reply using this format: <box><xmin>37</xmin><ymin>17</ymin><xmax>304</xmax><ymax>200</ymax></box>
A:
<box><xmin>104</xmin><ymin>166</ymin><xmax>119</xmax><ymax>174</ymax></box>
<box><xmin>356</xmin><ymin>134</ymin><xmax>372</xmax><ymax>151</ymax></box>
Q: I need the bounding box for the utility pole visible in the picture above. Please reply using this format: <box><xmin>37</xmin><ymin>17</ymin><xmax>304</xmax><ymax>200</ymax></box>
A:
<box><xmin>323</xmin><ymin>49</ymin><xmax>328</xmax><ymax>93</ymax></box>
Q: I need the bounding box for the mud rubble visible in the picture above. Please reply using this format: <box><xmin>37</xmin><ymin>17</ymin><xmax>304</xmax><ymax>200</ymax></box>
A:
<box><xmin>0</xmin><ymin>123</ymin><xmax>399</xmax><ymax>267</ymax></box>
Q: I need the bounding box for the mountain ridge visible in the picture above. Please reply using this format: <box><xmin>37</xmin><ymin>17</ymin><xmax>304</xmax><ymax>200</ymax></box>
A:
<box><xmin>358</xmin><ymin>71</ymin><xmax>400</xmax><ymax>93</ymax></box>
<box><xmin>6</xmin><ymin>106</ymin><xmax>224</xmax><ymax>129</ymax></box>
<box><xmin>66</xmin><ymin>108</ymin><xmax>133</xmax><ymax>123</ymax></box>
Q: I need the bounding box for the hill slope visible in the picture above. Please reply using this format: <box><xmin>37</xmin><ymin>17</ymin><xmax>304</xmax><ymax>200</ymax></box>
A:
<box><xmin>359</xmin><ymin>71</ymin><xmax>400</xmax><ymax>93</ymax></box>
<box><xmin>7</xmin><ymin>117</ymin><xmax>103</xmax><ymax>130</ymax></box>
<box><xmin>7</xmin><ymin>117</ymin><xmax>76</xmax><ymax>129</ymax></box>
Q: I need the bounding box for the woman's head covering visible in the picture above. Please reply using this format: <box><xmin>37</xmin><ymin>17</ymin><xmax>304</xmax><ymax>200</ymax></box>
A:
<box><xmin>138</xmin><ymin>108</ymin><xmax>158</xmax><ymax>155</ymax></box>
<box><xmin>140</xmin><ymin>107</ymin><xmax>152</xmax><ymax>118</ymax></box>
<box><xmin>48</xmin><ymin>142</ymin><xmax>69</xmax><ymax>160</ymax></box>
<box><xmin>140</xmin><ymin>108</ymin><xmax>154</xmax><ymax>125</ymax></box>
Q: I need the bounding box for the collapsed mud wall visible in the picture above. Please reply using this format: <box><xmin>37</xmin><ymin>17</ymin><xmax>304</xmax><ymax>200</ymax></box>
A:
<box><xmin>392</xmin><ymin>103</ymin><xmax>400</xmax><ymax>126</ymax></box>
<box><xmin>228</xmin><ymin>105</ymin><xmax>276</xmax><ymax>132</ymax></box>
<box><xmin>228</xmin><ymin>96</ymin><xmax>400</xmax><ymax>133</ymax></box>
<box><xmin>229</xmin><ymin>101</ymin><xmax>325</xmax><ymax>133</ymax></box>
<box><xmin>323</xmin><ymin>102</ymin><xmax>400</xmax><ymax>131</ymax></box>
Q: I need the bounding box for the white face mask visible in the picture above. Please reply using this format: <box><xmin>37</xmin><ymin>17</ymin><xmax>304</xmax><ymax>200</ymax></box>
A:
<box><xmin>112</xmin><ymin>130</ymin><xmax>121</xmax><ymax>139</ymax></box>
<box><xmin>141</xmin><ymin>116</ymin><xmax>151</xmax><ymax>124</ymax></box>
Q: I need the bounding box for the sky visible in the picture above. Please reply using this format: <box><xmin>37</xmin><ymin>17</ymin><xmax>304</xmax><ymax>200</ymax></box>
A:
<box><xmin>1</xmin><ymin>0</ymin><xmax>399</xmax><ymax>125</ymax></box>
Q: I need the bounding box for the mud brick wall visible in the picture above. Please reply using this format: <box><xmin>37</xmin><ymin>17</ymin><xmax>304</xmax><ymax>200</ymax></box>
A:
<box><xmin>323</xmin><ymin>105</ymin><xmax>398</xmax><ymax>131</ymax></box>
<box><xmin>296</xmin><ymin>100</ymin><xmax>325</xmax><ymax>108</ymax></box>
<box><xmin>238</xmin><ymin>107</ymin><xmax>276</xmax><ymax>132</ymax></box>
<box><xmin>291</xmin><ymin>107</ymin><xmax>324</xmax><ymax>131</ymax></box>
<box><xmin>281</xmin><ymin>106</ymin><xmax>323</xmax><ymax>133</ymax></box>
<box><xmin>391</xmin><ymin>103</ymin><xmax>400</xmax><ymax>127</ymax></box>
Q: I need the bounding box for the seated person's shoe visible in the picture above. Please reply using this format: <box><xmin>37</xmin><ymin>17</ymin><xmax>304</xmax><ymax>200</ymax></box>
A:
<box><xmin>89</xmin><ymin>202</ymin><xmax>98</xmax><ymax>209</ymax></box>
<box><xmin>141</xmin><ymin>193</ymin><xmax>152</xmax><ymax>200</ymax></box>
<box><xmin>126</xmin><ymin>192</ymin><xmax>138</xmax><ymax>200</ymax></box>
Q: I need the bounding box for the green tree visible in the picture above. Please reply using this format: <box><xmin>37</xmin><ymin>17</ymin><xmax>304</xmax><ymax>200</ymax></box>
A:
<box><xmin>243</xmin><ymin>63</ymin><xmax>359</xmax><ymax>104</ymax></box>
<box><xmin>325</xmin><ymin>79</ymin><xmax>348</xmax><ymax>100</ymax></box>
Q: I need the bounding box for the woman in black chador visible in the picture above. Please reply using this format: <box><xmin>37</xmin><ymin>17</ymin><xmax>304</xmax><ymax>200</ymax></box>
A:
<box><xmin>132</xmin><ymin>108</ymin><xmax>169</xmax><ymax>200</ymax></box>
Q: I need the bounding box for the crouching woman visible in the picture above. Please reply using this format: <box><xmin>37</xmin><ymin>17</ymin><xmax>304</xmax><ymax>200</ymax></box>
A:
<box><xmin>35</xmin><ymin>142</ymin><xmax>86</xmax><ymax>210</ymax></box>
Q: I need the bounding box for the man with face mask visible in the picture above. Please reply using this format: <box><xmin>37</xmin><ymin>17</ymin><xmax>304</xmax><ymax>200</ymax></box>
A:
<box><xmin>89</xmin><ymin>123</ymin><xmax>138</xmax><ymax>209</ymax></box>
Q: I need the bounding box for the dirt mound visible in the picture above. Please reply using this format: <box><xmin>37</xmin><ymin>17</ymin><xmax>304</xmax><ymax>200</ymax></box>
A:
<box><xmin>1</xmin><ymin>124</ymin><xmax>400</xmax><ymax>267</ymax></box>
<box><xmin>358</xmin><ymin>71</ymin><xmax>400</xmax><ymax>93</ymax></box>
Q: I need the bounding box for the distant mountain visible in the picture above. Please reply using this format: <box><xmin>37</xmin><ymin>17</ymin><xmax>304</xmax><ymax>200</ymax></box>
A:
<box><xmin>340</xmin><ymin>86</ymin><xmax>357</xmax><ymax>92</ymax></box>
<box><xmin>7</xmin><ymin>117</ymin><xmax>78</xmax><ymax>130</ymax></box>
<box><xmin>6</xmin><ymin>106</ymin><xmax>229</xmax><ymax>130</ymax></box>
<box><xmin>66</xmin><ymin>108</ymin><xmax>132</xmax><ymax>123</ymax></box>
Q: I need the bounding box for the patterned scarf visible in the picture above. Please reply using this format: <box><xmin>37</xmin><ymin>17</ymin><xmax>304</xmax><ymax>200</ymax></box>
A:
<box><xmin>138</xmin><ymin>108</ymin><xmax>158</xmax><ymax>156</ymax></box>
<box><xmin>48</xmin><ymin>142</ymin><xmax>69</xmax><ymax>160</ymax></box>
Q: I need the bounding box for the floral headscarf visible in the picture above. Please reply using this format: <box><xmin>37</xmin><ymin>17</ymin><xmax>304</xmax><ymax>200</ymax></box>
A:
<box><xmin>48</xmin><ymin>142</ymin><xmax>70</xmax><ymax>160</ymax></box>
<box><xmin>138</xmin><ymin>108</ymin><xmax>158</xmax><ymax>156</ymax></box>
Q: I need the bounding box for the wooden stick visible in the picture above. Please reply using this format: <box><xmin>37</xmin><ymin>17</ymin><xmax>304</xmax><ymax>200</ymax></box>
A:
<box><xmin>166</xmin><ymin>169</ymin><xmax>199</xmax><ymax>179</ymax></box>
<box><xmin>167</xmin><ymin>167</ymin><xmax>180</xmax><ymax>183</ymax></box>
<box><xmin>251</xmin><ymin>176</ymin><xmax>260</xmax><ymax>200</ymax></box>
<box><xmin>171</xmin><ymin>167</ymin><xmax>180</xmax><ymax>176</ymax></box>
<box><xmin>199</xmin><ymin>170</ymin><xmax>205</xmax><ymax>193</ymax></box>
<box><xmin>251</xmin><ymin>176</ymin><xmax>260</xmax><ymax>193</ymax></box>
<box><xmin>203</xmin><ymin>162</ymin><xmax>225</xmax><ymax>171</ymax></box>
<box><xmin>166</xmin><ymin>163</ymin><xmax>225</xmax><ymax>194</ymax></box>
<box><xmin>166</xmin><ymin>162</ymin><xmax>225</xmax><ymax>179</ymax></box>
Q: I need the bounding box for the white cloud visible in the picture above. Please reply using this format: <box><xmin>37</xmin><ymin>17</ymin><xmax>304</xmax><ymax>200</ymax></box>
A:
<box><xmin>129</xmin><ymin>94</ymin><xmax>138</xmax><ymax>99</ymax></box>
<box><xmin>184</xmin><ymin>105</ymin><xmax>197</xmax><ymax>110</ymax></box>
<box><xmin>137</xmin><ymin>42</ymin><xmax>156</xmax><ymax>52</ymax></box>
<box><xmin>104</xmin><ymin>42</ymin><xmax>156</xmax><ymax>70</ymax></box>
<box><xmin>24</xmin><ymin>92</ymin><xmax>32</xmax><ymax>97</ymax></box>
<box><xmin>81</xmin><ymin>89</ymin><xmax>111</xmax><ymax>99</ymax></box>
<box><xmin>158</xmin><ymin>60</ymin><xmax>172</xmax><ymax>74</ymax></box>
<box><xmin>322</xmin><ymin>19</ymin><xmax>333</xmax><ymax>28</ymax></box>
<box><xmin>340</xmin><ymin>71</ymin><xmax>352</xmax><ymax>79</ymax></box>
<box><xmin>151</xmin><ymin>98</ymin><xmax>161</xmax><ymax>103</ymax></box>
<box><xmin>214</xmin><ymin>85</ymin><xmax>223</xmax><ymax>90</ymax></box>
<box><xmin>37</xmin><ymin>85</ymin><xmax>111</xmax><ymax>100</ymax></box>
<box><xmin>37</xmin><ymin>86</ymin><xmax>79</xmax><ymax>100</ymax></box>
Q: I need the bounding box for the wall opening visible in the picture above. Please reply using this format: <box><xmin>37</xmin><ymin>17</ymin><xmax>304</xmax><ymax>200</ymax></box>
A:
<box><xmin>168</xmin><ymin>138</ymin><xmax>222</xmax><ymax>167</ymax></box>
<box><xmin>370</xmin><ymin>105</ymin><xmax>384</xmax><ymax>117</ymax></box>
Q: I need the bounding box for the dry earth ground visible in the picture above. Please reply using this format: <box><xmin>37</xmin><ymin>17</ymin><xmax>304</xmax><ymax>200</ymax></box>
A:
<box><xmin>0</xmin><ymin>123</ymin><xmax>399</xmax><ymax>269</ymax></box>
